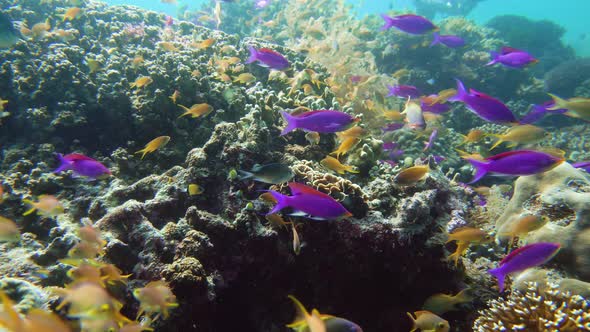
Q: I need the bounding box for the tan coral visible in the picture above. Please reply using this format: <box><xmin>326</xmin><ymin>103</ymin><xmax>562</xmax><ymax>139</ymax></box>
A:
<box><xmin>473</xmin><ymin>283</ymin><xmax>590</xmax><ymax>332</ymax></box>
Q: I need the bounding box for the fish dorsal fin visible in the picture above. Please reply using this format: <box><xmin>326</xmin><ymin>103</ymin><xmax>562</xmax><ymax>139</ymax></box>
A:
<box><xmin>296</xmin><ymin>110</ymin><xmax>330</xmax><ymax>118</ymax></box>
<box><xmin>501</xmin><ymin>46</ymin><xmax>523</xmax><ymax>54</ymax></box>
<box><xmin>64</xmin><ymin>153</ymin><xmax>94</xmax><ymax>161</ymax></box>
<box><xmin>259</xmin><ymin>48</ymin><xmax>282</xmax><ymax>56</ymax></box>
<box><xmin>413</xmin><ymin>310</ymin><xmax>431</xmax><ymax>318</ymax></box>
<box><xmin>288</xmin><ymin>182</ymin><xmax>327</xmax><ymax>197</ymax></box>
<box><xmin>485</xmin><ymin>150</ymin><xmax>542</xmax><ymax>161</ymax></box>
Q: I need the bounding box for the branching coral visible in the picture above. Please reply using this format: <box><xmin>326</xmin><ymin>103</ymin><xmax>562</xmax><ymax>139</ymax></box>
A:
<box><xmin>473</xmin><ymin>283</ymin><xmax>590</xmax><ymax>331</ymax></box>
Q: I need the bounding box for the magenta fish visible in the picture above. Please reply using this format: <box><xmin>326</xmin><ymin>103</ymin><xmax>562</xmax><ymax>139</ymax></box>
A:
<box><xmin>381</xmin><ymin>122</ymin><xmax>404</xmax><ymax>132</ymax></box>
<box><xmin>281</xmin><ymin>110</ymin><xmax>358</xmax><ymax>135</ymax></box>
<box><xmin>489</xmin><ymin>242</ymin><xmax>561</xmax><ymax>292</ymax></box>
<box><xmin>380</xmin><ymin>14</ymin><xmax>437</xmax><ymax>35</ymax></box>
<box><xmin>420</xmin><ymin>97</ymin><xmax>450</xmax><ymax>114</ymax></box>
<box><xmin>423</xmin><ymin>129</ymin><xmax>438</xmax><ymax>151</ymax></box>
<box><xmin>430</xmin><ymin>32</ymin><xmax>465</xmax><ymax>48</ymax></box>
<box><xmin>573</xmin><ymin>161</ymin><xmax>590</xmax><ymax>172</ymax></box>
<box><xmin>267</xmin><ymin>182</ymin><xmax>352</xmax><ymax>220</ymax></box>
<box><xmin>519</xmin><ymin>101</ymin><xmax>567</xmax><ymax>124</ymax></box>
<box><xmin>382</xmin><ymin>141</ymin><xmax>398</xmax><ymax>151</ymax></box>
<box><xmin>246</xmin><ymin>46</ymin><xmax>290</xmax><ymax>70</ymax></box>
<box><xmin>448</xmin><ymin>79</ymin><xmax>517</xmax><ymax>124</ymax></box>
<box><xmin>387</xmin><ymin>84</ymin><xmax>421</xmax><ymax>99</ymax></box>
<box><xmin>54</xmin><ymin>153</ymin><xmax>111</xmax><ymax>179</ymax></box>
<box><xmin>486</xmin><ymin>47</ymin><xmax>538</xmax><ymax>69</ymax></box>
<box><xmin>466</xmin><ymin>150</ymin><xmax>564</xmax><ymax>184</ymax></box>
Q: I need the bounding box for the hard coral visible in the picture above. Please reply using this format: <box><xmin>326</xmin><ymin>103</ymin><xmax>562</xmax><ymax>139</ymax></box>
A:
<box><xmin>473</xmin><ymin>283</ymin><xmax>590</xmax><ymax>331</ymax></box>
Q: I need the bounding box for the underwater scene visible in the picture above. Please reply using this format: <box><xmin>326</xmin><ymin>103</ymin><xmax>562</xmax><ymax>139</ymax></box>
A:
<box><xmin>1</xmin><ymin>0</ymin><xmax>590</xmax><ymax>331</ymax></box>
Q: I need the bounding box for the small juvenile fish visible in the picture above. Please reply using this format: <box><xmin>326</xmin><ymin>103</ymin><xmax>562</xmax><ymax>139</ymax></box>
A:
<box><xmin>287</xmin><ymin>295</ymin><xmax>363</xmax><ymax>332</ymax></box>
<box><xmin>178</xmin><ymin>103</ymin><xmax>214</xmax><ymax>118</ymax></box>
<box><xmin>320</xmin><ymin>156</ymin><xmax>358</xmax><ymax>175</ymax></box>
<box><xmin>430</xmin><ymin>32</ymin><xmax>465</xmax><ymax>48</ymax></box>
<box><xmin>291</xmin><ymin>223</ymin><xmax>301</xmax><ymax>255</ymax></box>
<box><xmin>422</xmin><ymin>289</ymin><xmax>471</xmax><ymax>315</ymax></box>
<box><xmin>394</xmin><ymin>165</ymin><xmax>429</xmax><ymax>186</ymax></box>
<box><xmin>449</xmin><ymin>79</ymin><xmax>517</xmax><ymax>124</ymax></box>
<box><xmin>246</xmin><ymin>46</ymin><xmax>290</xmax><ymax>70</ymax></box>
<box><xmin>130</xmin><ymin>76</ymin><xmax>153</xmax><ymax>89</ymax></box>
<box><xmin>54</xmin><ymin>153</ymin><xmax>111</xmax><ymax>179</ymax></box>
<box><xmin>466</xmin><ymin>150</ymin><xmax>564</xmax><ymax>183</ymax></box>
<box><xmin>267</xmin><ymin>183</ymin><xmax>352</xmax><ymax>220</ymax></box>
<box><xmin>23</xmin><ymin>195</ymin><xmax>64</xmax><ymax>217</ymax></box>
<box><xmin>188</xmin><ymin>184</ymin><xmax>203</xmax><ymax>196</ymax></box>
<box><xmin>457</xmin><ymin>129</ymin><xmax>485</xmax><ymax>146</ymax></box>
<box><xmin>547</xmin><ymin>94</ymin><xmax>590</xmax><ymax>121</ymax></box>
<box><xmin>238</xmin><ymin>163</ymin><xmax>294</xmax><ymax>184</ymax></box>
<box><xmin>169</xmin><ymin>90</ymin><xmax>180</xmax><ymax>104</ymax></box>
<box><xmin>135</xmin><ymin>136</ymin><xmax>170</xmax><ymax>159</ymax></box>
<box><xmin>406</xmin><ymin>311</ymin><xmax>449</xmax><ymax>332</ymax></box>
<box><xmin>281</xmin><ymin>110</ymin><xmax>358</xmax><ymax>135</ymax></box>
<box><xmin>331</xmin><ymin>137</ymin><xmax>360</xmax><ymax>158</ymax></box>
<box><xmin>428</xmin><ymin>89</ymin><xmax>457</xmax><ymax>105</ymax></box>
<box><xmin>498</xmin><ymin>215</ymin><xmax>548</xmax><ymax>242</ymax></box>
<box><xmin>305</xmin><ymin>132</ymin><xmax>320</xmax><ymax>145</ymax></box>
<box><xmin>62</xmin><ymin>7</ymin><xmax>82</xmax><ymax>21</ymax></box>
<box><xmin>194</xmin><ymin>38</ymin><xmax>215</xmax><ymax>49</ymax></box>
<box><xmin>488</xmin><ymin>242</ymin><xmax>561</xmax><ymax>292</ymax></box>
<box><xmin>488</xmin><ymin>124</ymin><xmax>548</xmax><ymax>150</ymax></box>
<box><xmin>265</xmin><ymin>213</ymin><xmax>289</xmax><ymax>229</ymax></box>
<box><xmin>486</xmin><ymin>47</ymin><xmax>538</xmax><ymax>68</ymax></box>
<box><xmin>158</xmin><ymin>41</ymin><xmax>179</xmax><ymax>52</ymax></box>
<box><xmin>233</xmin><ymin>72</ymin><xmax>256</xmax><ymax>84</ymax></box>
<box><xmin>380</xmin><ymin>14</ymin><xmax>437</xmax><ymax>35</ymax></box>
<box><xmin>0</xmin><ymin>216</ymin><xmax>19</xmax><ymax>242</ymax></box>
<box><xmin>387</xmin><ymin>84</ymin><xmax>421</xmax><ymax>99</ymax></box>
<box><xmin>446</xmin><ymin>227</ymin><xmax>493</xmax><ymax>266</ymax></box>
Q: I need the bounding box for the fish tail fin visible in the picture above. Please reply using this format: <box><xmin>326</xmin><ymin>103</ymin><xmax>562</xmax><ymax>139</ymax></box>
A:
<box><xmin>430</xmin><ymin>32</ymin><xmax>440</xmax><ymax>47</ymax></box>
<box><xmin>406</xmin><ymin>312</ymin><xmax>418</xmax><ymax>332</ymax></box>
<box><xmin>453</xmin><ymin>288</ymin><xmax>473</xmax><ymax>304</ymax></box>
<box><xmin>448</xmin><ymin>79</ymin><xmax>467</xmax><ymax>102</ymax></box>
<box><xmin>267</xmin><ymin>190</ymin><xmax>290</xmax><ymax>215</ymax></box>
<box><xmin>246</xmin><ymin>46</ymin><xmax>258</xmax><ymax>64</ymax></box>
<box><xmin>134</xmin><ymin>148</ymin><xmax>148</xmax><ymax>159</ymax></box>
<box><xmin>488</xmin><ymin>135</ymin><xmax>504</xmax><ymax>150</ymax></box>
<box><xmin>547</xmin><ymin>93</ymin><xmax>567</xmax><ymax>111</ymax></box>
<box><xmin>488</xmin><ymin>267</ymin><xmax>506</xmax><ymax>292</ymax></box>
<box><xmin>280</xmin><ymin>111</ymin><xmax>298</xmax><ymax>136</ymax></box>
<box><xmin>236</xmin><ymin>170</ymin><xmax>253</xmax><ymax>181</ymax></box>
<box><xmin>177</xmin><ymin>104</ymin><xmax>191</xmax><ymax>118</ymax></box>
<box><xmin>22</xmin><ymin>200</ymin><xmax>36</xmax><ymax>216</ymax></box>
<box><xmin>347</xmin><ymin>166</ymin><xmax>359</xmax><ymax>174</ymax></box>
<box><xmin>485</xmin><ymin>51</ymin><xmax>499</xmax><ymax>66</ymax></box>
<box><xmin>53</xmin><ymin>153</ymin><xmax>72</xmax><ymax>174</ymax></box>
<box><xmin>467</xmin><ymin>158</ymin><xmax>490</xmax><ymax>184</ymax></box>
<box><xmin>380</xmin><ymin>14</ymin><xmax>395</xmax><ymax>31</ymax></box>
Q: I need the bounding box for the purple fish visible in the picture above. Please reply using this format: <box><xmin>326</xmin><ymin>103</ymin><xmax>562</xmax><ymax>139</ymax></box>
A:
<box><xmin>430</xmin><ymin>32</ymin><xmax>465</xmax><ymax>48</ymax></box>
<box><xmin>267</xmin><ymin>182</ymin><xmax>352</xmax><ymax>220</ymax></box>
<box><xmin>389</xmin><ymin>149</ymin><xmax>404</xmax><ymax>160</ymax></box>
<box><xmin>387</xmin><ymin>84</ymin><xmax>421</xmax><ymax>99</ymax></box>
<box><xmin>448</xmin><ymin>79</ymin><xmax>517</xmax><ymax>124</ymax></box>
<box><xmin>382</xmin><ymin>141</ymin><xmax>398</xmax><ymax>151</ymax></box>
<box><xmin>380</xmin><ymin>14</ymin><xmax>437</xmax><ymax>35</ymax></box>
<box><xmin>281</xmin><ymin>110</ymin><xmax>358</xmax><ymax>135</ymax></box>
<box><xmin>423</xmin><ymin>129</ymin><xmax>438</xmax><ymax>151</ymax></box>
<box><xmin>488</xmin><ymin>242</ymin><xmax>561</xmax><ymax>292</ymax></box>
<box><xmin>420</xmin><ymin>97</ymin><xmax>450</xmax><ymax>114</ymax></box>
<box><xmin>381</xmin><ymin>122</ymin><xmax>404</xmax><ymax>132</ymax></box>
<box><xmin>573</xmin><ymin>161</ymin><xmax>590</xmax><ymax>172</ymax></box>
<box><xmin>466</xmin><ymin>150</ymin><xmax>565</xmax><ymax>184</ymax></box>
<box><xmin>54</xmin><ymin>153</ymin><xmax>111</xmax><ymax>179</ymax></box>
<box><xmin>246</xmin><ymin>46</ymin><xmax>290</xmax><ymax>70</ymax></box>
<box><xmin>519</xmin><ymin>101</ymin><xmax>567</xmax><ymax>124</ymax></box>
<box><xmin>486</xmin><ymin>47</ymin><xmax>538</xmax><ymax>69</ymax></box>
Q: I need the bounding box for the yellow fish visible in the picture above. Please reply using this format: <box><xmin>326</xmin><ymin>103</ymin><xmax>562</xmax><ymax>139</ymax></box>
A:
<box><xmin>135</xmin><ymin>136</ymin><xmax>170</xmax><ymax>159</ymax></box>
<box><xmin>407</xmin><ymin>311</ymin><xmax>449</xmax><ymax>332</ymax></box>
<box><xmin>498</xmin><ymin>215</ymin><xmax>548</xmax><ymax>242</ymax></box>
<box><xmin>130</xmin><ymin>76</ymin><xmax>153</xmax><ymax>89</ymax></box>
<box><xmin>548</xmin><ymin>93</ymin><xmax>590</xmax><ymax>121</ymax></box>
<box><xmin>23</xmin><ymin>195</ymin><xmax>64</xmax><ymax>217</ymax></box>
<box><xmin>62</xmin><ymin>7</ymin><xmax>81</xmax><ymax>21</ymax></box>
<box><xmin>336</xmin><ymin>126</ymin><xmax>365</xmax><ymax>139</ymax></box>
<box><xmin>158</xmin><ymin>41</ymin><xmax>179</xmax><ymax>52</ymax></box>
<box><xmin>86</xmin><ymin>58</ymin><xmax>102</xmax><ymax>73</ymax></box>
<box><xmin>188</xmin><ymin>184</ymin><xmax>203</xmax><ymax>196</ymax></box>
<box><xmin>422</xmin><ymin>289</ymin><xmax>472</xmax><ymax>315</ymax></box>
<box><xmin>193</xmin><ymin>38</ymin><xmax>216</xmax><ymax>49</ymax></box>
<box><xmin>178</xmin><ymin>103</ymin><xmax>214</xmax><ymax>118</ymax></box>
<box><xmin>457</xmin><ymin>129</ymin><xmax>485</xmax><ymax>146</ymax></box>
<box><xmin>320</xmin><ymin>156</ymin><xmax>358</xmax><ymax>175</ymax></box>
<box><xmin>446</xmin><ymin>227</ymin><xmax>493</xmax><ymax>266</ymax></box>
<box><xmin>0</xmin><ymin>99</ymin><xmax>8</xmax><ymax>112</ymax></box>
<box><xmin>331</xmin><ymin>137</ymin><xmax>360</xmax><ymax>158</ymax></box>
<box><xmin>0</xmin><ymin>216</ymin><xmax>19</xmax><ymax>242</ymax></box>
<box><xmin>305</xmin><ymin>132</ymin><xmax>320</xmax><ymax>145</ymax></box>
<box><xmin>233</xmin><ymin>73</ymin><xmax>256</xmax><ymax>84</ymax></box>
<box><xmin>394</xmin><ymin>165</ymin><xmax>429</xmax><ymax>186</ymax></box>
<box><xmin>488</xmin><ymin>124</ymin><xmax>548</xmax><ymax>150</ymax></box>
<box><xmin>169</xmin><ymin>90</ymin><xmax>180</xmax><ymax>104</ymax></box>
<box><xmin>429</xmin><ymin>88</ymin><xmax>457</xmax><ymax>105</ymax></box>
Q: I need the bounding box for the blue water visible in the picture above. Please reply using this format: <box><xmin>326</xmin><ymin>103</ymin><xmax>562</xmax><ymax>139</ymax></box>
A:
<box><xmin>104</xmin><ymin>0</ymin><xmax>589</xmax><ymax>56</ymax></box>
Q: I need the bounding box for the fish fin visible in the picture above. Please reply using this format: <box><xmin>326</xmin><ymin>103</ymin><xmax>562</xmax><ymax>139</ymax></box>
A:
<box><xmin>380</xmin><ymin>14</ymin><xmax>395</xmax><ymax>31</ymax></box>
<box><xmin>267</xmin><ymin>190</ymin><xmax>289</xmax><ymax>215</ymax></box>
<box><xmin>485</xmin><ymin>51</ymin><xmax>499</xmax><ymax>66</ymax></box>
<box><xmin>488</xmin><ymin>267</ymin><xmax>506</xmax><ymax>292</ymax></box>
<box><xmin>280</xmin><ymin>111</ymin><xmax>298</xmax><ymax>135</ymax></box>
<box><xmin>286</xmin><ymin>295</ymin><xmax>309</xmax><ymax>327</ymax></box>
<box><xmin>53</xmin><ymin>153</ymin><xmax>73</xmax><ymax>173</ymax></box>
<box><xmin>447</xmin><ymin>79</ymin><xmax>466</xmax><ymax>102</ymax></box>
<box><xmin>134</xmin><ymin>148</ymin><xmax>148</xmax><ymax>159</ymax></box>
<box><xmin>246</xmin><ymin>46</ymin><xmax>258</xmax><ymax>64</ymax></box>
<box><xmin>430</xmin><ymin>32</ymin><xmax>440</xmax><ymax>47</ymax></box>
<box><xmin>467</xmin><ymin>158</ymin><xmax>490</xmax><ymax>184</ymax></box>
<box><xmin>406</xmin><ymin>312</ymin><xmax>418</xmax><ymax>332</ymax></box>
<box><xmin>488</xmin><ymin>135</ymin><xmax>504</xmax><ymax>150</ymax></box>
<box><xmin>236</xmin><ymin>170</ymin><xmax>254</xmax><ymax>181</ymax></box>
<box><xmin>22</xmin><ymin>200</ymin><xmax>36</xmax><ymax>216</ymax></box>
<box><xmin>546</xmin><ymin>93</ymin><xmax>567</xmax><ymax>111</ymax></box>
<box><xmin>453</xmin><ymin>288</ymin><xmax>473</xmax><ymax>304</ymax></box>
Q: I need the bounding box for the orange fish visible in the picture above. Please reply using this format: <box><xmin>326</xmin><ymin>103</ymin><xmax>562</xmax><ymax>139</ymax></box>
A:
<box><xmin>135</xmin><ymin>136</ymin><xmax>171</xmax><ymax>159</ymax></box>
<box><xmin>62</xmin><ymin>7</ymin><xmax>81</xmax><ymax>21</ymax></box>
<box><xmin>177</xmin><ymin>103</ymin><xmax>213</xmax><ymax>118</ymax></box>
